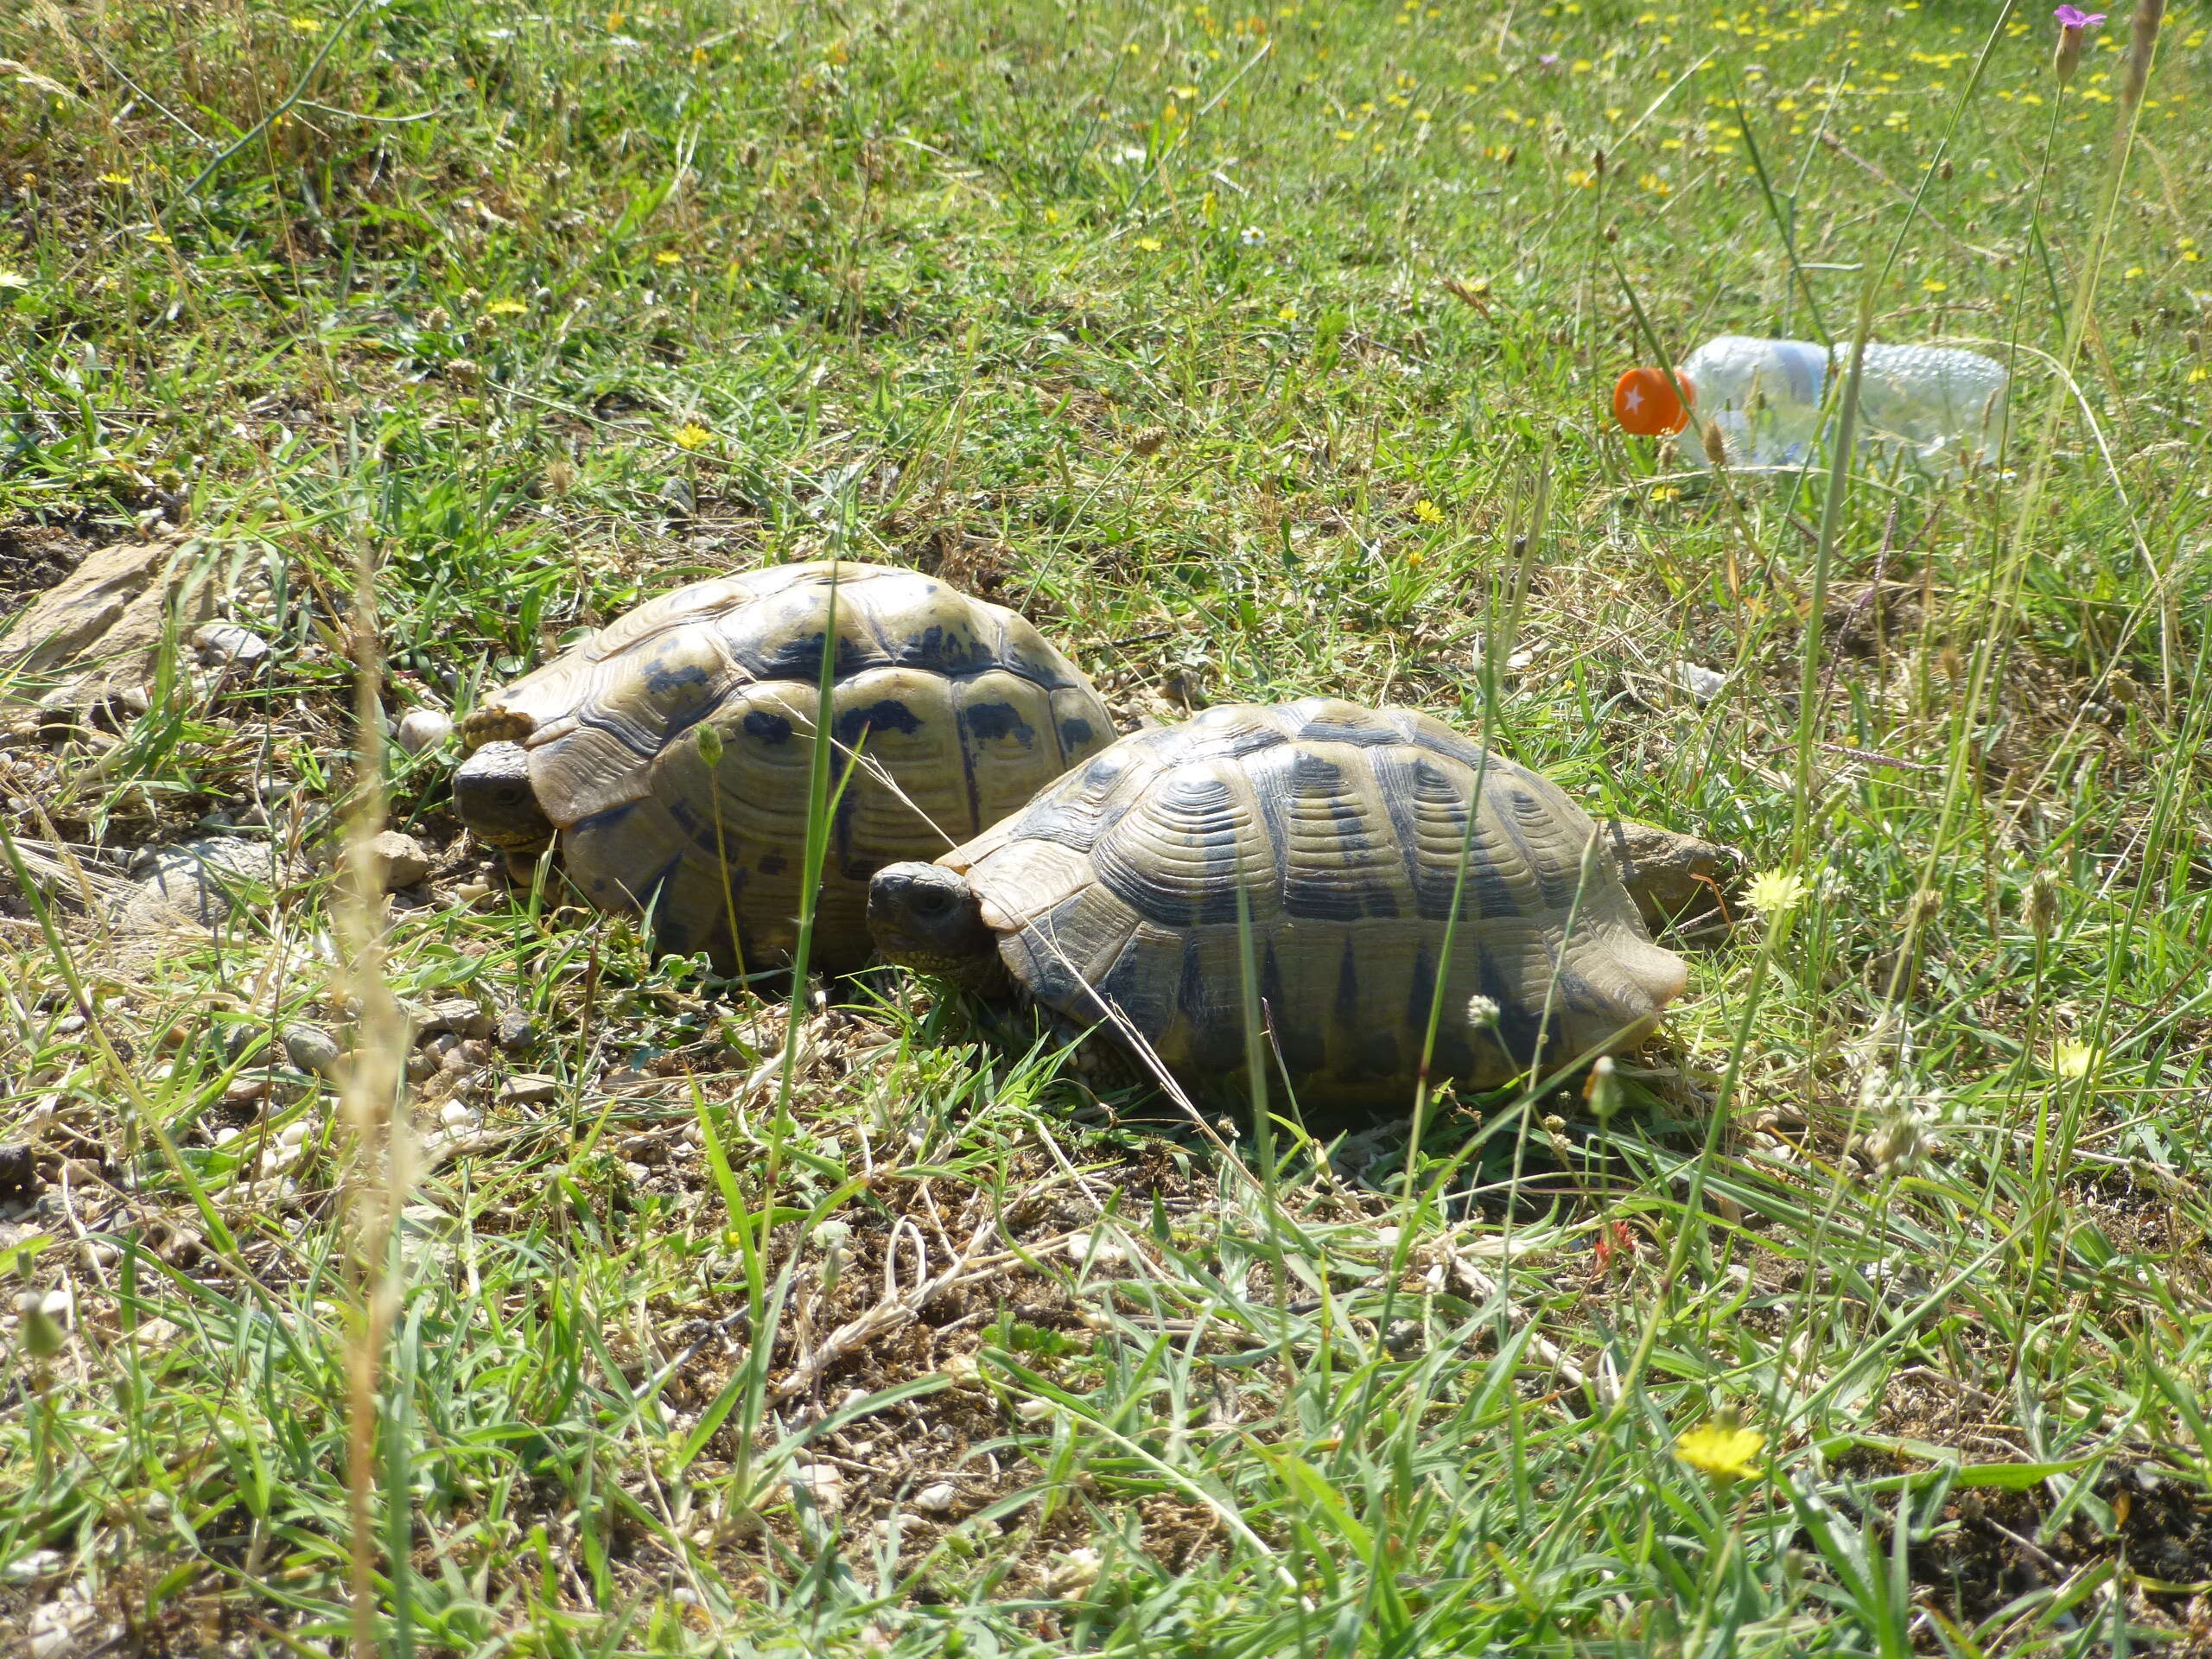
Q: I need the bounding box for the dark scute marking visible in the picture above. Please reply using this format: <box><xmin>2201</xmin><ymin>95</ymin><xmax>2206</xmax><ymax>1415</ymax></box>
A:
<box><xmin>899</xmin><ymin>624</ymin><xmax>988</xmax><ymax>674</ymax></box>
<box><xmin>1475</xmin><ymin>942</ymin><xmax>1553</xmax><ymax>1071</ymax></box>
<box><xmin>759</xmin><ymin>850</ymin><xmax>787</xmax><ymax>876</ymax></box>
<box><xmin>642</xmin><ymin>659</ymin><xmax>714</xmax><ymax>699</ymax></box>
<box><xmin>1262</xmin><ymin>944</ymin><xmax>1325</xmax><ymax>1076</ymax></box>
<box><xmin>1176</xmin><ymin>935</ymin><xmax>1246</xmax><ymax>1074</ymax></box>
<box><xmin>743</xmin><ymin>709</ymin><xmax>794</xmax><ymax>745</ymax></box>
<box><xmin>1222</xmin><ymin>724</ymin><xmax>1291</xmax><ymax>760</ymax></box>
<box><xmin>1297</xmin><ymin>709</ymin><xmax>1397</xmax><ymax>747</ymax></box>
<box><xmin>1278</xmin><ymin>752</ymin><xmax>1399</xmax><ymax>922</ymax></box>
<box><xmin>963</xmin><ymin>700</ymin><xmax>1037</xmax><ymax>746</ymax></box>
<box><xmin>1058</xmin><ymin>715</ymin><xmax>1096</xmax><ymax>753</ymax></box>
<box><xmin>1325</xmin><ymin>937</ymin><xmax>1406</xmax><ymax>1080</ymax></box>
<box><xmin>836</xmin><ymin>698</ymin><xmax>924</xmax><ymax>744</ymax></box>
<box><xmin>1003</xmin><ymin>809</ymin><xmax>1107</xmax><ymax>854</ymax></box>
<box><xmin>1406</xmin><ymin>944</ymin><xmax>1475</xmax><ymax>1078</ymax></box>
<box><xmin>1093</xmin><ymin>935</ymin><xmax>1175</xmax><ymax>1054</ymax></box>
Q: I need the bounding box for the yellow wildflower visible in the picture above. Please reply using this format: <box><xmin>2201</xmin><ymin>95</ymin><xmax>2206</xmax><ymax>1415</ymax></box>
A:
<box><xmin>1135</xmin><ymin>235</ymin><xmax>1163</xmax><ymax>251</ymax></box>
<box><xmin>486</xmin><ymin>298</ymin><xmax>528</xmax><ymax>316</ymax></box>
<box><xmin>289</xmin><ymin>16</ymin><xmax>322</xmax><ymax>31</ymax></box>
<box><xmin>2052</xmin><ymin>1040</ymin><xmax>2099</xmax><ymax>1080</ymax></box>
<box><xmin>1275</xmin><ymin>301</ymin><xmax>1297</xmax><ymax>321</ymax></box>
<box><xmin>673</xmin><ymin>423</ymin><xmax>712</xmax><ymax>451</ymax></box>
<box><xmin>1414</xmin><ymin>498</ymin><xmax>1444</xmax><ymax>524</ymax></box>
<box><xmin>654</xmin><ymin>251</ymin><xmax>683</xmax><ymax>265</ymax></box>
<box><xmin>1746</xmin><ymin>869</ymin><xmax>1808</xmax><ymax>917</ymax></box>
<box><xmin>99</xmin><ymin>172</ymin><xmax>132</xmax><ymax>189</ymax></box>
<box><xmin>1675</xmin><ymin>1420</ymin><xmax>1764</xmax><ymax>1483</ymax></box>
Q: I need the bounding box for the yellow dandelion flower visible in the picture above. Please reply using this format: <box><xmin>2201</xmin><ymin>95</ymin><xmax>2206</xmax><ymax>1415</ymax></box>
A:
<box><xmin>1334</xmin><ymin>128</ymin><xmax>1356</xmax><ymax>142</ymax></box>
<box><xmin>485</xmin><ymin>298</ymin><xmax>528</xmax><ymax>316</ymax></box>
<box><xmin>99</xmin><ymin>172</ymin><xmax>133</xmax><ymax>189</ymax></box>
<box><xmin>289</xmin><ymin>15</ymin><xmax>323</xmax><ymax>32</ymax></box>
<box><xmin>1922</xmin><ymin>278</ymin><xmax>1948</xmax><ymax>293</ymax></box>
<box><xmin>1275</xmin><ymin>301</ymin><xmax>1297</xmax><ymax>321</ymax></box>
<box><xmin>143</xmin><ymin>230</ymin><xmax>173</xmax><ymax>246</ymax></box>
<box><xmin>654</xmin><ymin>251</ymin><xmax>683</xmax><ymax>265</ymax></box>
<box><xmin>1746</xmin><ymin>868</ymin><xmax>1808</xmax><ymax>917</ymax></box>
<box><xmin>1650</xmin><ymin>484</ymin><xmax>1681</xmax><ymax>502</ymax></box>
<box><xmin>1406</xmin><ymin>549</ymin><xmax>1425</xmax><ymax>568</ymax></box>
<box><xmin>2052</xmin><ymin>1040</ymin><xmax>2099</xmax><ymax>1080</ymax></box>
<box><xmin>673</xmin><ymin>422</ymin><xmax>713</xmax><ymax>450</ymax></box>
<box><xmin>1414</xmin><ymin>498</ymin><xmax>1445</xmax><ymax>524</ymax></box>
<box><xmin>1675</xmin><ymin>1420</ymin><xmax>1764</xmax><ymax>1483</ymax></box>
<box><xmin>1136</xmin><ymin>235</ymin><xmax>1163</xmax><ymax>251</ymax></box>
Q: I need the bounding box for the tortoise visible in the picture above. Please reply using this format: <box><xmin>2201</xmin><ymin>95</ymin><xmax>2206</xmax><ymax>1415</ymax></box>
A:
<box><xmin>867</xmin><ymin>698</ymin><xmax>1731</xmax><ymax>1107</ymax></box>
<box><xmin>453</xmin><ymin>561</ymin><xmax>1116</xmax><ymax>976</ymax></box>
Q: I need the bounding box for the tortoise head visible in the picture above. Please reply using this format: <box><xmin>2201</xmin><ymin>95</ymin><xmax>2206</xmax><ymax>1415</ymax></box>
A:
<box><xmin>868</xmin><ymin>862</ymin><xmax>1002</xmax><ymax>989</ymax></box>
<box><xmin>452</xmin><ymin>740</ymin><xmax>556</xmax><ymax>854</ymax></box>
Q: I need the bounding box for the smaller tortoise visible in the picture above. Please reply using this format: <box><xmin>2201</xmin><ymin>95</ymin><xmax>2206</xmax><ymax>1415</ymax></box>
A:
<box><xmin>868</xmin><ymin>698</ymin><xmax>1732</xmax><ymax>1107</ymax></box>
<box><xmin>454</xmin><ymin>561</ymin><xmax>1116</xmax><ymax>976</ymax></box>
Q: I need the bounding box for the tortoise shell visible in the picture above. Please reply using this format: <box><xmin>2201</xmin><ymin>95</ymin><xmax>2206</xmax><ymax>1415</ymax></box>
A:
<box><xmin>939</xmin><ymin>698</ymin><xmax>1688</xmax><ymax>1105</ymax></box>
<box><xmin>459</xmin><ymin>561</ymin><xmax>1115</xmax><ymax>974</ymax></box>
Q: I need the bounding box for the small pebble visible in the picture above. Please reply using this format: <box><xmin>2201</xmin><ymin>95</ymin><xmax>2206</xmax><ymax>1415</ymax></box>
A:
<box><xmin>439</xmin><ymin>1100</ymin><xmax>479</xmax><ymax>1130</ymax></box>
<box><xmin>394</xmin><ymin>709</ymin><xmax>454</xmax><ymax>755</ymax></box>
<box><xmin>423</xmin><ymin>999</ymin><xmax>493</xmax><ymax>1040</ymax></box>
<box><xmin>282</xmin><ymin>1025</ymin><xmax>343</xmax><ymax>1076</ymax></box>
<box><xmin>1043</xmin><ymin>1547</ymin><xmax>1103</xmax><ymax>1596</ymax></box>
<box><xmin>193</xmin><ymin>621</ymin><xmax>271</xmax><ymax>669</ymax></box>
<box><xmin>0</xmin><ymin>1143</ymin><xmax>37</xmax><ymax>1192</ymax></box>
<box><xmin>496</xmin><ymin>1008</ymin><xmax>536</xmax><ymax>1052</ymax></box>
<box><xmin>500</xmin><ymin>1074</ymin><xmax>560</xmax><ymax>1106</ymax></box>
<box><xmin>912</xmin><ymin>1482</ymin><xmax>959</xmax><ymax>1514</ymax></box>
<box><xmin>369</xmin><ymin>830</ymin><xmax>431</xmax><ymax>892</ymax></box>
<box><xmin>1671</xmin><ymin>659</ymin><xmax>1728</xmax><ymax>704</ymax></box>
<box><xmin>279</xmin><ymin>1120</ymin><xmax>310</xmax><ymax>1149</ymax></box>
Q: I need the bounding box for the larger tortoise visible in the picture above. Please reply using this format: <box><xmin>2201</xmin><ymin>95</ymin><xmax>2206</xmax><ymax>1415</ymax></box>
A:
<box><xmin>868</xmin><ymin>699</ymin><xmax>1721</xmax><ymax>1107</ymax></box>
<box><xmin>454</xmin><ymin>561</ymin><xmax>1116</xmax><ymax>975</ymax></box>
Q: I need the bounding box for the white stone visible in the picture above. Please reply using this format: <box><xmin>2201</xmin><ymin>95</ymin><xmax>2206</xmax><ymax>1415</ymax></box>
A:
<box><xmin>912</xmin><ymin>1481</ymin><xmax>958</xmax><ymax>1513</ymax></box>
<box><xmin>1671</xmin><ymin>660</ymin><xmax>1728</xmax><ymax>703</ymax></box>
<box><xmin>394</xmin><ymin>709</ymin><xmax>454</xmax><ymax>754</ymax></box>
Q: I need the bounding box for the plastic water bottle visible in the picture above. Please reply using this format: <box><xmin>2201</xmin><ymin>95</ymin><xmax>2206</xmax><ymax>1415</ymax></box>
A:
<box><xmin>1613</xmin><ymin>335</ymin><xmax>2008</xmax><ymax>469</ymax></box>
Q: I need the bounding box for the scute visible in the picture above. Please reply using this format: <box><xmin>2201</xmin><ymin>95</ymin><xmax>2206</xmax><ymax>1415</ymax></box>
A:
<box><xmin>946</xmin><ymin>699</ymin><xmax>1688</xmax><ymax>1108</ymax></box>
<box><xmin>458</xmin><ymin>560</ymin><xmax>1117</xmax><ymax>974</ymax></box>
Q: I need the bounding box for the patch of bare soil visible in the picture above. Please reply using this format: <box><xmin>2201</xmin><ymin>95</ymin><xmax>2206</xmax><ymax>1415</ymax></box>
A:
<box><xmin>1911</xmin><ymin>1474</ymin><xmax>2212</xmax><ymax>1642</ymax></box>
<box><xmin>0</xmin><ymin>522</ymin><xmax>90</xmax><ymax>620</ymax></box>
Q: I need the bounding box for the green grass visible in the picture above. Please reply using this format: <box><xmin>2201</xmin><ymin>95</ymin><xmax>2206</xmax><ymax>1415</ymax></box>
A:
<box><xmin>3</xmin><ymin>0</ymin><xmax>2211</xmax><ymax>1649</ymax></box>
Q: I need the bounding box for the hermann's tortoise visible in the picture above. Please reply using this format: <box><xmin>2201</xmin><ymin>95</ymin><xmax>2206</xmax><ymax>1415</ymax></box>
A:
<box><xmin>868</xmin><ymin>698</ymin><xmax>1729</xmax><ymax>1107</ymax></box>
<box><xmin>454</xmin><ymin>561</ymin><xmax>1116</xmax><ymax>975</ymax></box>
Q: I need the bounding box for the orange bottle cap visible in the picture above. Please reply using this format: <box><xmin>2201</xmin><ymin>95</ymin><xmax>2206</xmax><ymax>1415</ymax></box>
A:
<box><xmin>1613</xmin><ymin>366</ymin><xmax>1693</xmax><ymax>436</ymax></box>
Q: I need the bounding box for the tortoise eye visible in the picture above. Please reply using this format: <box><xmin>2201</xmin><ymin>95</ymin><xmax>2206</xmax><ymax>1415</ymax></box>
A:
<box><xmin>909</xmin><ymin>887</ymin><xmax>953</xmax><ymax>918</ymax></box>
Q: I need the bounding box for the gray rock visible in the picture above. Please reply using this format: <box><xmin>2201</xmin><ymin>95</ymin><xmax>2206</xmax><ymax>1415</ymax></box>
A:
<box><xmin>421</xmin><ymin>998</ymin><xmax>492</xmax><ymax>1040</ymax></box>
<box><xmin>395</xmin><ymin>708</ymin><xmax>454</xmax><ymax>754</ymax></box>
<box><xmin>0</xmin><ymin>531</ymin><xmax>218</xmax><ymax>711</ymax></box>
<box><xmin>499</xmin><ymin>1073</ymin><xmax>560</xmax><ymax>1106</ymax></box>
<box><xmin>281</xmin><ymin>1025</ymin><xmax>343</xmax><ymax>1076</ymax></box>
<box><xmin>369</xmin><ymin>830</ymin><xmax>431</xmax><ymax>891</ymax></box>
<box><xmin>193</xmin><ymin>620</ymin><xmax>271</xmax><ymax>670</ymax></box>
<box><xmin>1669</xmin><ymin>659</ymin><xmax>1728</xmax><ymax>704</ymax></box>
<box><xmin>128</xmin><ymin>836</ymin><xmax>290</xmax><ymax>928</ymax></box>
<box><xmin>496</xmin><ymin>1007</ymin><xmax>536</xmax><ymax>1052</ymax></box>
